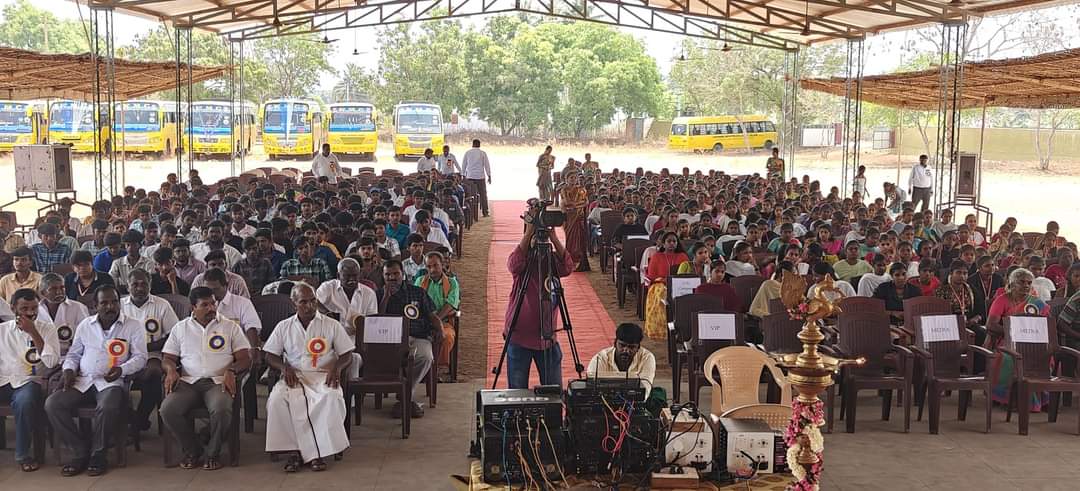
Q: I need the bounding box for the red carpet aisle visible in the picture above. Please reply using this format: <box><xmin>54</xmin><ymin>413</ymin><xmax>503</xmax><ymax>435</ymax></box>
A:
<box><xmin>485</xmin><ymin>200</ymin><xmax>617</xmax><ymax>388</ymax></box>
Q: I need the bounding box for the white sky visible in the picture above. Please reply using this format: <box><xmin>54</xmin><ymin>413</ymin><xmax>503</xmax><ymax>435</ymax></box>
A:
<box><xmin>6</xmin><ymin>0</ymin><xmax>1078</xmax><ymax>93</ymax></box>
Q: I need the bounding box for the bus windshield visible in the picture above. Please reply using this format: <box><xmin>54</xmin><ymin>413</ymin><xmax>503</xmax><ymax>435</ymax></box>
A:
<box><xmin>0</xmin><ymin>105</ymin><xmax>30</xmax><ymax>133</ymax></box>
<box><xmin>192</xmin><ymin>107</ymin><xmax>231</xmax><ymax>130</ymax></box>
<box><xmin>671</xmin><ymin>124</ymin><xmax>687</xmax><ymax>136</ymax></box>
<box><xmin>115</xmin><ymin>108</ymin><xmax>159</xmax><ymax>131</ymax></box>
<box><xmin>330</xmin><ymin>106</ymin><xmax>374</xmax><ymax>132</ymax></box>
<box><xmin>396</xmin><ymin>106</ymin><xmax>441</xmax><ymax>134</ymax></box>
<box><xmin>50</xmin><ymin>104</ymin><xmax>96</xmax><ymax>131</ymax></box>
<box><xmin>264</xmin><ymin>103</ymin><xmax>310</xmax><ymax>134</ymax></box>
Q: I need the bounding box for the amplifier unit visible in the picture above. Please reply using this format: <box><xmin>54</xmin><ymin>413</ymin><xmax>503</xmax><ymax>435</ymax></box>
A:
<box><xmin>716</xmin><ymin>418</ymin><xmax>789</xmax><ymax>476</ymax></box>
<box><xmin>475</xmin><ymin>389</ymin><xmax>566</xmax><ymax>484</ymax></box>
<box><xmin>565</xmin><ymin>378</ymin><xmax>658</xmax><ymax>475</ymax></box>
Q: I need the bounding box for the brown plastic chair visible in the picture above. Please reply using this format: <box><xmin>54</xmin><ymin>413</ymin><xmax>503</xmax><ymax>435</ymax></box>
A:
<box><xmin>158</xmin><ymin>293</ymin><xmax>192</xmax><ymax>321</ymax></box>
<box><xmin>760</xmin><ymin>312</ymin><xmax>804</xmax><ymax>355</ymax></box>
<box><xmin>347</xmin><ymin>315</ymin><xmax>414</xmax><ymax>439</ymax></box>
<box><xmin>766</xmin><ymin>297</ymin><xmax>785</xmax><ymax>315</ymax></box>
<box><xmin>243</xmin><ymin>294</ymin><xmax>295</xmax><ymax>433</ymax></box>
<box><xmin>909</xmin><ymin>313</ymin><xmax>994</xmax><ymax>434</ymax></box>
<box><xmin>830</xmin><ymin>311</ymin><xmax>913</xmax><ymax>433</ymax></box>
<box><xmin>1000</xmin><ymin>315</ymin><xmax>1080</xmax><ymax>435</ymax></box>
<box><xmin>597</xmin><ymin>210</ymin><xmax>623</xmax><ymax>273</ymax></box>
<box><xmin>702</xmin><ymin>346</ymin><xmax>791</xmax><ymax>416</ymax></box>
<box><xmin>730</xmin><ymin>275</ymin><xmax>765</xmax><ymax>315</ymax></box>
<box><xmin>615</xmin><ymin>238</ymin><xmax>650</xmax><ymax>308</ymax></box>
<box><xmin>666</xmin><ymin>293</ymin><xmax>725</xmax><ymax>402</ymax></box>
<box><xmin>688</xmin><ymin>310</ymin><xmax>747</xmax><ymax>405</ymax></box>
<box><xmin>665</xmin><ymin>274</ymin><xmax>703</xmax><ymax>320</ymax></box>
<box><xmin>900</xmin><ymin>296</ymin><xmax>952</xmax><ymax>341</ymax></box>
<box><xmin>837</xmin><ymin>296</ymin><xmax>886</xmax><ymax>314</ymax></box>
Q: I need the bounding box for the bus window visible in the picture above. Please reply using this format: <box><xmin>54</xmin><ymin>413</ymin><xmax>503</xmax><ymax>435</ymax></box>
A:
<box><xmin>704</xmin><ymin>124</ymin><xmax>715</xmax><ymax>135</ymax></box>
<box><xmin>765</xmin><ymin>121</ymin><xmax>776</xmax><ymax>131</ymax></box>
<box><xmin>671</xmin><ymin>124</ymin><xmax>687</xmax><ymax>136</ymax></box>
<box><xmin>691</xmin><ymin>124</ymin><xmax>701</xmax><ymax>136</ymax></box>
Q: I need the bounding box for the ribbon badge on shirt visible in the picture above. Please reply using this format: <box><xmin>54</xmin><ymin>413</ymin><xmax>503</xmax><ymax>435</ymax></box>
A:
<box><xmin>307</xmin><ymin>337</ymin><xmax>328</xmax><ymax>368</ymax></box>
<box><xmin>106</xmin><ymin>339</ymin><xmax>128</xmax><ymax>368</ymax></box>
<box><xmin>207</xmin><ymin>333</ymin><xmax>227</xmax><ymax>352</ymax></box>
<box><xmin>145</xmin><ymin>318</ymin><xmax>160</xmax><ymax>342</ymax></box>
<box><xmin>57</xmin><ymin>325</ymin><xmax>73</xmax><ymax>342</ymax></box>
<box><xmin>403</xmin><ymin>303</ymin><xmax>420</xmax><ymax>320</ymax></box>
<box><xmin>1025</xmin><ymin>304</ymin><xmax>1039</xmax><ymax>315</ymax></box>
<box><xmin>24</xmin><ymin>346</ymin><xmax>40</xmax><ymax>375</ymax></box>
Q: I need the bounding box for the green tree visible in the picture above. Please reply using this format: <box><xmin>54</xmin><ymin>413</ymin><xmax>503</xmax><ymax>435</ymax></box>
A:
<box><xmin>0</xmin><ymin>0</ymin><xmax>88</xmax><ymax>53</ymax></box>
<box><xmin>254</xmin><ymin>34</ymin><xmax>333</xmax><ymax>99</ymax></box>
<box><xmin>332</xmin><ymin>63</ymin><xmax>378</xmax><ymax>103</ymax></box>
<box><xmin>371</xmin><ymin>21</ymin><xmax>471</xmax><ymax>119</ymax></box>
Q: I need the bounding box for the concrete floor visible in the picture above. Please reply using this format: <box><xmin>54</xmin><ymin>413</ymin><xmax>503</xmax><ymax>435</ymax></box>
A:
<box><xmin>3</xmin><ymin>377</ymin><xmax>1080</xmax><ymax>490</ymax></box>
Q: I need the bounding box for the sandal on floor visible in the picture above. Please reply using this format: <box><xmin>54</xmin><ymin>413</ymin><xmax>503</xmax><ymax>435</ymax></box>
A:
<box><xmin>283</xmin><ymin>455</ymin><xmax>302</xmax><ymax>473</ymax></box>
<box><xmin>203</xmin><ymin>458</ymin><xmax>223</xmax><ymax>471</ymax></box>
<box><xmin>180</xmin><ymin>455</ymin><xmax>202</xmax><ymax>470</ymax></box>
<box><xmin>309</xmin><ymin>458</ymin><xmax>327</xmax><ymax>472</ymax></box>
<box><xmin>61</xmin><ymin>463</ymin><xmax>85</xmax><ymax>477</ymax></box>
<box><xmin>86</xmin><ymin>463</ymin><xmax>106</xmax><ymax>477</ymax></box>
<box><xmin>20</xmin><ymin>460</ymin><xmax>39</xmax><ymax>472</ymax></box>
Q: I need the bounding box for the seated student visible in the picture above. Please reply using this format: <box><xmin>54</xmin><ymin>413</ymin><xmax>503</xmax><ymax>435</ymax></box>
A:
<box><xmin>79</xmin><ymin>220</ymin><xmax>109</xmax><ymax>257</ymax></box>
<box><xmin>121</xmin><ymin>269</ymin><xmax>180</xmax><ymax>432</ymax></box>
<box><xmin>37</xmin><ymin>273</ymin><xmax>89</xmax><ymax>353</ymax></box>
<box><xmin>0</xmin><ymin>247</ymin><xmax>43</xmax><ymax>302</ymax></box>
<box><xmin>160</xmin><ymin>287</ymin><xmax>251</xmax><ymax>471</ymax></box>
<box><xmin>193</xmin><ymin>250</ymin><xmax>250</xmax><ymax>299</ymax></box>
<box><xmin>414</xmin><ymin>209</ymin><xmax>453</xmax><ymax>255</ymax></box>
<box><xmin>1027</xmin><ymin>255</ymin><xmax>1056</xmax><ymax>301</ymax></box>
<box><xmin>0</xmin><ymin>288</ymin><xmax>60</xmax><ymax>472</ymax></box>
<box><xmin>202</xmin><ymin>268</ymin><xmax>262</xmax><ymax>353</ymax></box>
<box><xmin>694</xmin><ymin>260</ymin><xmax>743</xmax><ymax>312</ymax></box>
<box><xmin>64</xmin><ymin>250</ymin><xmax>114</xmax><ymax>301</ymax></box>
<box><xmin>231</xmin><ymin>237</ymin><xmax>275</xmax><ymax>296</ymax></box>
<box><xmin>401</xmin><ymin>233</ymin><xmax>426</xmax><ymax>282</ymax></box>
<box><xmin>750</xmin><ymin>261</ymin><xmax>794</xmax><ymax>318</ymax></box>
<box><xmin>279</xmin><ymin>236</ymin><xmax>332</xmax><ymax>286</ymax></box>
<box><xmin>150</xmin><ymin>247</ymin><xmax>191</xmax><ymax>296</ymax></box>
<box><xmin>833</xmin><ymin>241</ymin><xmax>873</xmax><ymax>282</ymax></box>
<box><xmin>968</xmin><ymin>255</ymin><xmax>1005</xmax><ymax>325</ymax></box>
<box><xmin>912</xmin><ymin>260</ymin><xmax>940</xmax><ymax>296</ymax></box>
<box><xmin>611</xmin><ymin>208</ymin><xmax>647</xmax><ymax>250</ymax></box>
<box><xmin>31</xmin><ymin>223</ymin><xmax>72</xmax><ymax>273</ymax></box>
<box><xmin>725</xmin><ymin>242</ymin><xmax>758</xmax><ymax>277</ymax></box>
<box><xmin>172</xmin><ymin>238</ymin><xmax>207</xmax><ymax>286</ymax></box>
<box><xmin>873</xmin><ymin>262</ymin><xmax>923</xmax><ymax>319</ymax></box>
<box><xmin>856</xmin><ymin>255</ymin><xmax>891</xmax><ymax>297</ymax></box>
<box><xmin>677</xmin><ymin>242</ymin><xmax>711</xmax><ymax>277</ymax></box>
<box><xmin>47</xmin><ymin>285</ymin><xmax>146</xmax><ymax>477</ymax></box>
<box><xmin>415</xmin><ymin>251</ymin><xmax>459</xmax><ymax>375</ymax></box>
<box><xmin>586</xmin><ymin>323</ymin><xmax>660</xmax><ymax>405</ymax></box>
<box><xmin>263</xmin><ymin>282</ymin><xmax>353</xmax><ymax>472</ymax></box>
<box><xmin>108</xmin><ymin>230</ymin><xmax>153</xmax><ymax>294</ymax></box>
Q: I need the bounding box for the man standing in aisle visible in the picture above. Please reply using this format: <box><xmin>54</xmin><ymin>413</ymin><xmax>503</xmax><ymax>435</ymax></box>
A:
<box><xmin>909</xmin><ymin>154</ymin><xmax>933</xmax><ymax>213</ymax></box>
<box><xmin>311</xmin><ymin>143</ymin><xmax>344</xmax><ymax>185</ymax></box>
<box><xmin>436</xmin><ymin>145</ymin><xmax>459</xmax><ymax>175</ymax></box>
<box><xmin>462</xmin><ymin>139</ymin><xmax>491</xmax><ymax>217</ymax></box>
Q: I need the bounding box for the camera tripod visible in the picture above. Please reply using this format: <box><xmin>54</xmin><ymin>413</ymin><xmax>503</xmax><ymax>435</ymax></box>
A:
<box><xmin>491</xmin><ymin>229</ymin><xmax>585</xmax><ymax>389</ymax></box>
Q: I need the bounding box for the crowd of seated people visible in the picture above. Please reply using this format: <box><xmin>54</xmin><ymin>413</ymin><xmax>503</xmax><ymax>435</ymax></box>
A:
<box><xmin>0</xmin><ymin>164</ymin><xmax>474</xmax><ymax>475</ymax></box>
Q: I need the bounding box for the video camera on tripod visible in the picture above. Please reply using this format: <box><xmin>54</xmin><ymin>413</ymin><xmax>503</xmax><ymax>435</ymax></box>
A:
<box><xmin>522</xmin><ymin>198</ymin><xmax>565</xmax><ymax>241</ymax></box>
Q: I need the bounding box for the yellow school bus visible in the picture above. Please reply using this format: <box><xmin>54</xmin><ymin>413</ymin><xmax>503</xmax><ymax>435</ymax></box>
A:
<box><xmin>261</xmin><ymin>99</ymin><xmax>326</xmax><ymax>160</ymax></box>
<box><xmin>49</xmin><ymin>100</ymin><xmax>112</xmax><ymax>153</ymax></box>
<box><xmin>0</xmin><ymin>100</ymin><xmax>47</xmax><ymax>151</ymax></box>
<box><xmin>392</xmin><ymin>101</ymin><xmax>444</xmax><ymax>160</ymax></box>
<box><xmin>668</xmin><ymin>115</ymin><xmax>777</xmax><ymax>152</ymax></box>
<box><xmin>327</xmin><ymin>102</ymin><xmax>378</xmax><ymax>160</ymax></box>
<box><xmin>114</xmin><ymin>100</ymin><xmax>182</xmax><ymax>157</ymax></box>
<box><xmin>186</xmin><ymin>100</ymin><xmax>257</xmax><ymax>158</ymax></box>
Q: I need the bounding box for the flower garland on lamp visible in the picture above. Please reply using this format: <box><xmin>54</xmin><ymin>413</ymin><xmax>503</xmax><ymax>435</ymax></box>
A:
<box><xmin>774</xmin><ymin>272</ymin><xmax>864</xmax><ymax>491</ymax></box>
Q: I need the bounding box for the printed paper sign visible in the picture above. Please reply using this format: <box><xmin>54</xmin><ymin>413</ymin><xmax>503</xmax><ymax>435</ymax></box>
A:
<box><xmin>626</xmin><ymin>235</ymin><xmax>650</xmax><ymax>241</ymax></box>
<box><xmin>1010</xmin><ymin>317</ymin><xmax>1049</xmax><ymax>344</ymax></box>
<box><xmin>364</xmin><ymin>316</ymin><xmax>403</xmax><ymax>344</ymax></box>
<box><xmin>698</xmin><ymin>313</ymin><xmax>736</xmax><ymax>340</ymax></box>
<box><xmin>671</xmin><ymin>277</ymin><xmax>702</xmax><ymax>299</ymax></box>
<box><xmin>920</xmin><ymin>315</ymin><xmax>960</xmax><ymax>343</ymax></box>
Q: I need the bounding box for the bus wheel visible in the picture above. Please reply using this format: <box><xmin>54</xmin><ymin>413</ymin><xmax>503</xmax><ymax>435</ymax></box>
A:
<box><xmin>764</xmin><ymin>140</ymin><xmax>774</xmax><ymax>150</ymax></box>
<box><xmin>712</xmin><ymin>143</ymin><xmax>723</xmax><ymax>153</ymax></box>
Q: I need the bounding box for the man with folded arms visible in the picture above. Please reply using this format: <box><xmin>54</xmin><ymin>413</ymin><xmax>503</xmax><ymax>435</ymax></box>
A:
<box><xmin>263</xmin><ymin>282</ymin><xmax>353</xmax><ymax>472</ymax></box>
<box><xmin>0</xmin><ymin>288</ymin><xmax>60</xmax><ymax>472</ymax></box>
<box><xmin>160</xmin><ymin>286</ymin><xmax>251</xmax><ymax>471</ymax></box>
<box><xmin>46</xmin><ymin>285</ymin><xmax>146</xmax><ymax>477</ymax></box>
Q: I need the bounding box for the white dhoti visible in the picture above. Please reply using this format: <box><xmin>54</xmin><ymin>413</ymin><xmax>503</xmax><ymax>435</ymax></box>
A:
<box><xmin>265</xmin><ymin>371</ymin><xmax>350</xmax><ymax>462</ymax></box>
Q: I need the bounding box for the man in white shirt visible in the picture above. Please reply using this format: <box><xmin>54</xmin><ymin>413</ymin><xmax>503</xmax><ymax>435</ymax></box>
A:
<box><xmin>857</xmin><ymin>256</ymin><xmax>891</xmax><ymax>297</ymax></box>
<box><xmin>461</xmin><ymin>139</ymin><xmax>491</xmax><ymax>217</ymax></box>
<box><xmin>161</xmin><ymin>286</ymin><xmax>251</xmax><ymax>470</ymax></box>
<box><xmin>436</xmin><ymin>144</ymin><xmax>459</xmax><ymax>175</ymax></box>
<box><xmin>37</xmin><ymin>273</ymin><xmax>89</xmax><ymax>353</ymax></box>
<box><xmin>203</xmin><ymin>268</ymin><xmax>262</xmax><ymax>354</ymax></box>
<box><xmin>586</xmin><ymin>323</ymin><xmax>656</xmax><ymax>393</ymax></box>
<box><xmin>416</xmin><ymin>148</ymin><xmax>438</xmax><ymax>173</ymax></box>
<box><xmin>264</xmin><ymin>282</ymin><xmax>354</xmax><ymax>472</ymax></box>
<box><xmin>315</xmin><ymin>258</ymin><xmax>374</xmax><ymax>380</ymax></box>
<box><xmin>311</xmin><ymin>143</ymin><xmax>344</xmax><ymax>185</ymax></box>
<box><xmin>121</xmin><ymin>269</ymin><xmax>180</xmax><ymax>432</ymax></box>
<box><xmin>0</xmin><ymin>288</ymin><xmax>60</xmax><ymax>471</ymax></box>
<box><xmin>192</xmin><ymin>250</ymin><xmax>251</xmax><ymax>299</ymax></box>
<box><xmin>414</xmin><ymin>210</ymin><xmax>453</xmax><ymax>254</ymax></box>
<box><xmin>109</xmin><ymin>230</ymin><xmax>154</xmax><ymax>294</ymax></box>
<box><xmin>191</xmin><ymin>221</ymin><xmax>243</xmax><ymax>269</ymax></box>
<box><xmin>46</xmin><ymin>285</ymin><xmax>146</xmax><ymax>476</ymax></box>
<box><xmin>908</xmin><ymin>154</ymin><xmax>933</xmax><ymax>213</ymax></box>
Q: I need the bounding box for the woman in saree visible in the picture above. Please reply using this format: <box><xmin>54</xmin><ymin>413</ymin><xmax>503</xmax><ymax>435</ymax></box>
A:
<box><xmin>643</xmin><ymin>232</ymin><xmax>688</xmax><ymax>339</ymax></box>
<box><xmin>536</xmin><ymin>145</ymin><xmax>555</xmax><ymax>201</ymax></box>
<box><xmin>559</xmin><ymin>171</ymin><xmax>590</xmax><ymax>272</ymax></box>
<box><xmin>986</xmin><ymin>268</ymin><xmax>1049</xmax><ymax>412</ymax></box>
